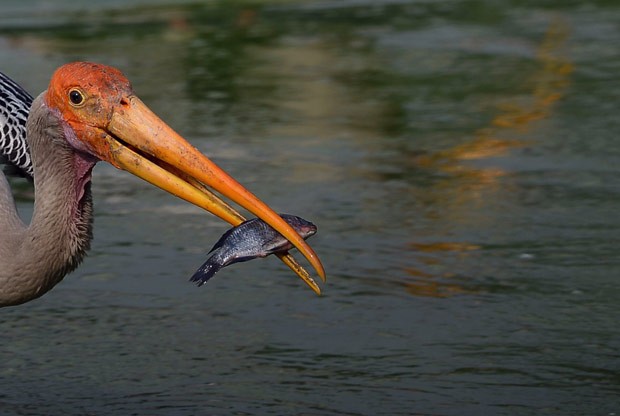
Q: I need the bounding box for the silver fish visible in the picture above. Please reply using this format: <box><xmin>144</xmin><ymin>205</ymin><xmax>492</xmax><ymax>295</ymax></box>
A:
<box><xmin>190</xmin><ymin>214</ymin><xmax>317</xmax><ymax>286</ymax></box>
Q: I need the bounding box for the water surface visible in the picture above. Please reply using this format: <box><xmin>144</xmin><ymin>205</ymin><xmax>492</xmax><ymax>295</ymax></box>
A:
<box><xmin>1</xmin><ymin>1</ymin><xmax>619</xmax><ymax>415</ymax></box>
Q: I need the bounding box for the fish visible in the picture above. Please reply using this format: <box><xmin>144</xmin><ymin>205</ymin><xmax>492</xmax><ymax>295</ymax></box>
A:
<box><xmin>190</xmin><ymin>214</ymin><xmax>318</xmax><ymax>286</ymax></box>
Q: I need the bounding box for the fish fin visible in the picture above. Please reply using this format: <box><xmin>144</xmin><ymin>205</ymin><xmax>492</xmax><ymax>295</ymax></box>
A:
<box><xmin>207</xmin><ymin>230</ymin><xmax>233</xmax><ymax>254</ymax></box>
<box><xmin>206</xmin><ymin>218</ymin><xmax>256</xmax><ymax>253</ymax></box>
<box><xmin>189</xmin><ymin>258</ymin><xmax>223</xmax><ymax>287</ymax></box>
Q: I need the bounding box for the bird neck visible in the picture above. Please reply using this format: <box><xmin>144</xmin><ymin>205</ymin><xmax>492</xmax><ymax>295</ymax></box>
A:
<box><xmin>0</xmin><ymin>93</ymin><xmax>95</xmax><ymax>306</ymax></box>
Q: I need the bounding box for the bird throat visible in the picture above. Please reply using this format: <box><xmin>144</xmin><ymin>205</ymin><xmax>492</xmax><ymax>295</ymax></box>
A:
<box><xmin>73</xmin><ymin>151</ymin><xmax>96</xmax><ymax>209</ymax></box>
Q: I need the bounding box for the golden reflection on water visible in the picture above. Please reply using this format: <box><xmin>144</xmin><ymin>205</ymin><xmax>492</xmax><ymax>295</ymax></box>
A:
<box><xmin>404</xmin><ymin>242</ymin><xmax>481</xmax><ymax>298</ymax></box>
<box><xmin>407</xmin><ymin>19</ymin><xmax>573</xmax><ymax>298</ymax></box>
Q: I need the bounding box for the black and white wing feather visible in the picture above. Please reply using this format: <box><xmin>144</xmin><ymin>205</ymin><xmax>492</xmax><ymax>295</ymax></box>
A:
<box><xmin>0</xmin><ymin>70</ymin><xmax>33</xmax><ymax>179</ymax></box>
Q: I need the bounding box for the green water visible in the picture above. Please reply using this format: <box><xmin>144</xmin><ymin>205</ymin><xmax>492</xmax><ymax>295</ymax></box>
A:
<box><xmin>1</xmin><ymin>1</ymin><xmax>619</xmax><ymax>415</ymax></box>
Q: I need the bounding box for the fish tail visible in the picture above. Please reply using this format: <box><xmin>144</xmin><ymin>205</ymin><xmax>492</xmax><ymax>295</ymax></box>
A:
<box><xmin>189</xmin><ymin>259</ymin><xmax>223</xmax><ymax>287</ymax></box>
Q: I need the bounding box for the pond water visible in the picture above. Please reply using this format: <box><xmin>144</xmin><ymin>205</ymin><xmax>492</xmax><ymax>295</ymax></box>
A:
<box><xmin>1</xmin><ymin>1</ymin><xmax>619</xmax><ymax>415</ymax></box>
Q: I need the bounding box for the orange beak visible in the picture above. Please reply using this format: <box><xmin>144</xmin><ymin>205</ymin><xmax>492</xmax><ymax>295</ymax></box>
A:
<box><xmin>88</xmin><ymin>94</ymin><xmax>325</xmax><ymax>293</ymax></box>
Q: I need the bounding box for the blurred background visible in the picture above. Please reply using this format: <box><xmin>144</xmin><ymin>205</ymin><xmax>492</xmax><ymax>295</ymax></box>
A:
<box><xmin>1</xmin><ymin>1</ymin><xmax>619</xmax><ymax>415</ymax></box>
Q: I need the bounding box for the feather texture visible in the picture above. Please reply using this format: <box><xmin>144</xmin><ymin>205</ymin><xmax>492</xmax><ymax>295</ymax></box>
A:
<box><xmin>0</xmin><ymin>70</ymin><xmax>34</xmax><ymax>179</ymax></box>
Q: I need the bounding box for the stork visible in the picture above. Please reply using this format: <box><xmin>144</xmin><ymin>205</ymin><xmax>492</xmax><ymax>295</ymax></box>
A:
<box><xmin>0</xmin><ymin>62</ymin><xmax>324</xmax><ymax>307</ymax></box>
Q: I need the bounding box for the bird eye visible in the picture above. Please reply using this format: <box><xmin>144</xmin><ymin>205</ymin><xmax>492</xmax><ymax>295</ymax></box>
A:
<box><xmin>68</xmin><ymin>89</ymin><xmax>84</xmax><ymax>106</ymax></box>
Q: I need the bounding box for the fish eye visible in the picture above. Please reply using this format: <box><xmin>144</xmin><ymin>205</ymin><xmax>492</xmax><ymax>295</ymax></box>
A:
<box><xmin>68</xmin><ymin>89</ymin><xmax>85</xmax><ymax>106</ymax></box>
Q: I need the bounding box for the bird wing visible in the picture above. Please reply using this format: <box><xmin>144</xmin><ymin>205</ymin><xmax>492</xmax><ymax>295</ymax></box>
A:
<box><xmin>0</xmin><ymin>70</ymin><xmax>34</xmax><ymax>179</ymax></box>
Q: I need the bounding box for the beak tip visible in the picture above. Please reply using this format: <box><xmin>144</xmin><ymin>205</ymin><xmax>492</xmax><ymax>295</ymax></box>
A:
<box><xmin>313</xmin><ymin>258</ymin><xmax>327</xmax><ymax>282</ymax></box>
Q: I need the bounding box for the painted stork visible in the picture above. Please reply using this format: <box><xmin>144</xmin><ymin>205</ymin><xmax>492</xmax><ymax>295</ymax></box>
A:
<box><xmin>0</xmin><ymin>62</ymin><xmax>324</xmax><ymax>307</ymax></box>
